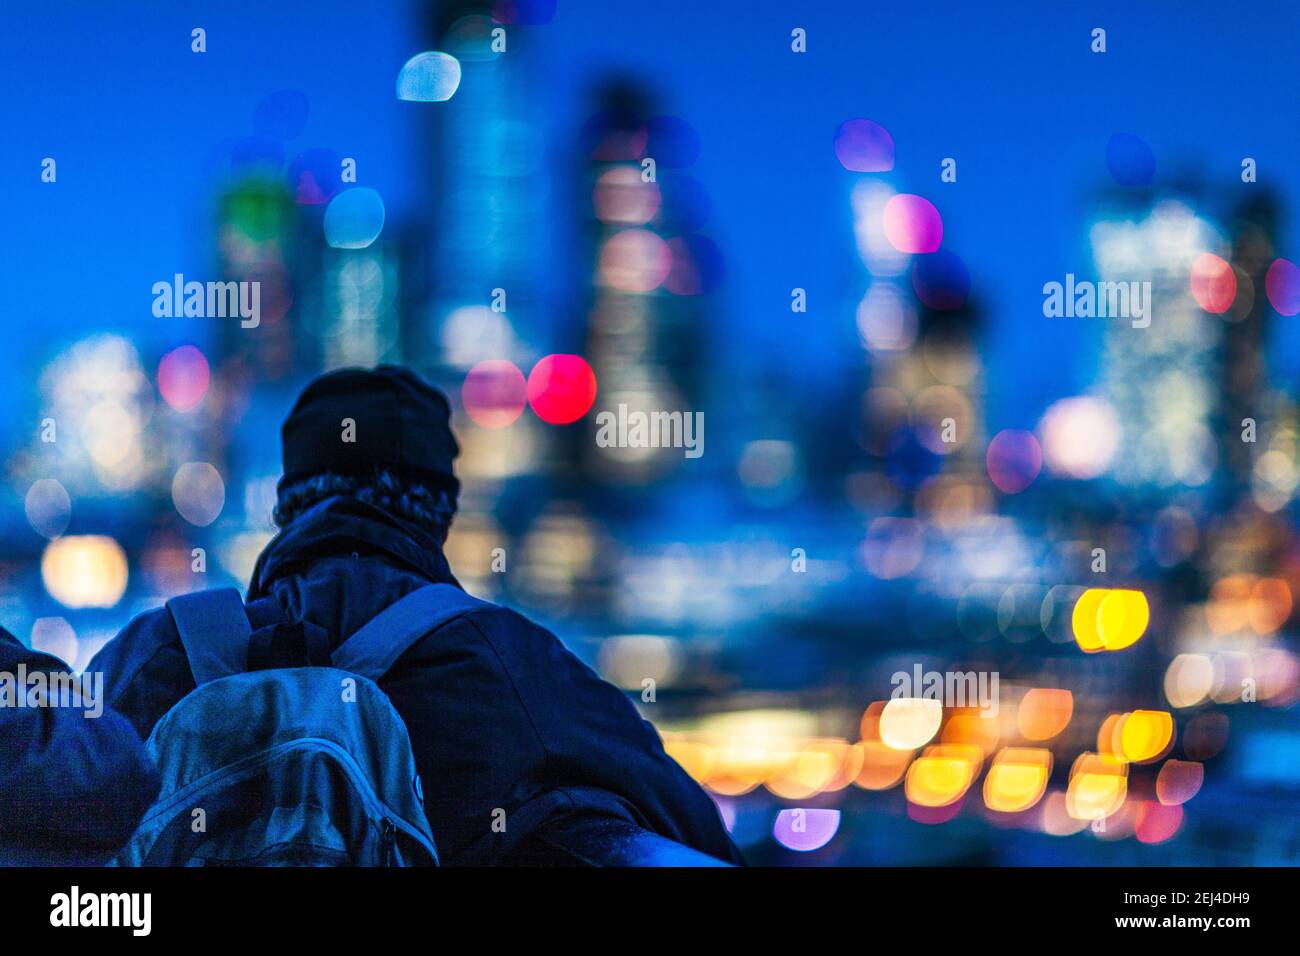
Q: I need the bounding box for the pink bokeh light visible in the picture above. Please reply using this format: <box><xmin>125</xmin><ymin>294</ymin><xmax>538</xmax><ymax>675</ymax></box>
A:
<box><xmin>158</xmin><ymin>345</ymin><xmax>211</xmax><ymax>413</ymax></box>
<box><xmin>1189</xmin><ymin>252</ymin><xmax>1236</xmax><ymax>314</ymax></box>
<box><xmin>772</xmin><ymin>808</ymin><xmax>840</xmax><ymax>852</ymax></box>
<box><xmin>462</xmin><ymin>360</ymin><xmax>528</xmax><ymax>429</ymax></box>
<box><xmin>833</xmin><ymin>119</ymin><xmax>895</xmax><ymax>173</ymax></box>
<box><xmin>986</xmin><ymin>429</ymin><xmax>1042</xmax><ymax>494</ymax></box>
<box><xmin>883</xmin><ymin>195</ymin><xmax>943</xmax><ymax>254</ymax></box>
<box><xmin>1266</xmin><ymin>257</ymin><xmax>1300</xmax><ymax>316</ymax></box>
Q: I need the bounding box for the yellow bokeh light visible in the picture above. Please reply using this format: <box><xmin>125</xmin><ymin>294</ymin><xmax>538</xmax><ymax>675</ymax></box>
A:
<box><xmin>984</xmin><ymin>747</ymin><xmax>1052</xmax><ymax>813</ymax></box>
<box><xmin>41</xmin><ymin>535</ymin><xmax>129</xmax><ymax>609</ymax></box>
<box><xmin>1071</xmin><ymin>588</ymin><xmax>1108</xmax><ymax>652</ymax></box>
<box><xmin>765</xmin><ymin>738</ymin><xmax>854</xmax><ymax>799</ymax></box>
<box><xmin>1117</xmin><ymin>710</ymin><xmax>1174</xmax><ymax>764</ymax></box>
<box><xmin>1073</xmin><ymin>587</ymin><xmax>1148</xmax><ymax>652</ymax></box>
<box><xmin>703</xmin><ymin>739</ymin><xmax>770</xmax><ymax>796</ymax></box>
<box><xmin>905</xmin><ymin>745</ymin><xmax>979</xmax><ymax>807</ymax></box>
<box><xmin>1097</xmin><ymin>589</ymin><xmax>1149</xmax><ymax>650</ymax></box>
<box><xmin>671</xmin><ymin>709</ymin><xmax>827</xmax><ymax>797</ymax></box>
<box><xmin>1066</xmin><ymin>753</ymin><xmax>1128</xmax><ymax>821</ymax></box>
<box><xmin>879</xmin><ymin>697</ymin><xmax>942</xmax><ymax>750</ymax></box>
<box><xmin>662</xmin><ymin>735</ymin><xmax>714</xmax><ymax>783</ymax></box>
<box><xmin>1097</xmin><ymin>712</ymin><xmax>1124</xmax><ymax>756</ymax></box>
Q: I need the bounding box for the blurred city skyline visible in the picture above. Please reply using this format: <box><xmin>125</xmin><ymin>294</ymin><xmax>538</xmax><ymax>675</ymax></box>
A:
<box><xmin>3</xmin><ymin>0</ymin><xmax>1299</xmax><ymax>867</ymax></box>
<box><xmin>6</xmin><ymin>1</ymin><xmax>1300</xmax><ymax>446</ymax></box>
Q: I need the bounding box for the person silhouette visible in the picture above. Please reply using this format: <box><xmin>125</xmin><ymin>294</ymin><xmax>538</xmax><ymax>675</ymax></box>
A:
<box><xmin>91</xmin><ymin>365</ymin><xmax>741</xmax><ymax>865</ymax></box>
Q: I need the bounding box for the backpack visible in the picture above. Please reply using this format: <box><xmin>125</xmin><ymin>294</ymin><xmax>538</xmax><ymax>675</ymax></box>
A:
<box><xmin>113</xmin><ymin>583</ymin><xmax>491</xmax><ymax>866</ymax></box>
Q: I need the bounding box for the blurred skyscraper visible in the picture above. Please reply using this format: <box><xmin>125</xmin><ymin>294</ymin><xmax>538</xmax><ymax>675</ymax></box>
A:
<box><xmin>1093</xmin><ymin>194</ymin><xmax>1225</xmax><ymax>500</ymax></box>
<box><xmin>578</xmin><ymin>82</ymin><xmax>710</xmax><ymax>490</ymax></box>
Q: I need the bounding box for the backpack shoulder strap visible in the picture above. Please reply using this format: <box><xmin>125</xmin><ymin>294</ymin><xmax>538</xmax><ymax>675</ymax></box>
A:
<box><xmin>331</xmin><ymin>584</ymin><xmax>493</xmax><ymax>683</ymax></box>
<box><xmin>165</xmin><ymin>588</ymin><xmax>252</xmax><ymax>686</ymax></box>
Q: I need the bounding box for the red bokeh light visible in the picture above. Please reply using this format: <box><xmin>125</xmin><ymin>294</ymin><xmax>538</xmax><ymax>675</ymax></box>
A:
<box><xmin>527</xmin><ymin>354</ymin><xmax>598</xmax><ymax>425</ymax></box>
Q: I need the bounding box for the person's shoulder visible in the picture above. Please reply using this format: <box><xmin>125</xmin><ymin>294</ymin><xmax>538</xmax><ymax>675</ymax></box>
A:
<box><xmin>119</xmin><ymin>603</ymin><xmax>179</xmax><ymax>642</ymax></box>
<box><xmin>87</xmin><ymin>601</ymin><xmax>180</xmax><ymax>675</ymax></box>
<box><xmin>455</xmin><ymin>597</ymin><xmax>544</xmax><ymax>638</ymax></box>
<box><xmin>448</xmin><ymin>595</ymin><xmax>577</xmax><ymax>655</ymax></box>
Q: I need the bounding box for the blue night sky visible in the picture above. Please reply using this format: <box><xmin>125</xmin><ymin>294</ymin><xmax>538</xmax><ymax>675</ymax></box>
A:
<box><xmin>3</xmin><ymin>0</ymin><xmax>1299</xmax><ymax>454</ymax></box>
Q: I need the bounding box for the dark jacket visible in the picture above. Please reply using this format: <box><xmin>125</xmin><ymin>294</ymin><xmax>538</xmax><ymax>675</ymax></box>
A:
<box><xmin>0</xmin><ymin>627</ymin><xmax>159</xmax><ymax>865</ymax></box>
<box><xmin>90</xmin><ymin>497</ymin><xmax>742</xmax><ymax>865</ymax></box>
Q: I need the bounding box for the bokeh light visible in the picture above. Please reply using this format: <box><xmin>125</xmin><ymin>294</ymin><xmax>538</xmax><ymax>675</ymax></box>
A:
<box><xmin>905</xmin><ymin>744</ymin><xmax>980</xmax><ymax>807</ymax></box>
<box><xmin>598</xmin><ymin>229</ymin><xmax>672</xmax><ymax>292</ymax></box>
<box><xmin>664</xmin><ymin>235</ymin><xmax>724</xmax><ymax>296</ymax></box>
<box><xmin>157</xmin><ymin>345</ymin><xmax>211</xmax><ymax>412</ymax></box>
<box><xmin>882</xmin><ymin>194</ymin><xmax>943</xmax><ymax>254</ymax></box>
<box><xmin>853</xmin><ymin>740</ymin><xmax>913</xmax><ymax>790</ymax></box>
<box><xmin>41</xmin><ymin>535</ymin><xmax>129</xmax><ymax>609</ymax></box>
<box><xmin>31</xmin><ymin>616</ymin><xmax>78</xmax><ymax>666</ymax></box>
<box><xmin>985</xmin><ymin>429</ymin><xmax>1042</xmax><ymax>494</ymax></box>
<box><xmin>324</xmin><ymin>187</ymin><xmax>387</xmax><ymax>249</ymax></box>
<box><xmin>598</xmin><ymin>634</ymin><xmax>680</xmax><ymax>690</ymax></box>
<box><xmin>1115</xmin><ymin>710</ymin><xmax>1174</xmax><ymax>764</ymax></box>
<box><xmin>1072</xmin><ymin>588</ymin><xmax>1149</xmax><ymax>653</ymax></box>
<box><xmin>592</xmin><ymin>166</ymin><xmax>661</xmax><ymax>225</ymax></box>
<box><xmin>526</xmin><ymin>354</ymin><xmax>598</xmax><ymax>425</ymax></box>
<box><xmin>856</xmin><ymin>283</ymin><xmax>917</xmax><ymax>354</ymax></box>
<box><xmin>1096</xmin><ymin>589</ymin><xmax>1149</xmax><ymax>650</ymax></box>
<box><xmin>862</xmin><ymin>517</ymin><xmax>925</xmax><ymax>579</ymax></box>
<box><xmin>879</xmin><ymin>697</ymin><xmax>942</xmax><ymax>750</ymax></box>
<box><xmin>1164</xmin><ymin>653</ymin><xmax>1215</xmax><ymax>708</ymax></box>
<box><xmin>1266</xmin><ymin>257</ymin><xmax>1300</xmax><ymax>315</ymax></box>
<box><xmin>396</xmin><ymin>51</ymin><xmax>462</xmax><ymax>102</ymax></box>
<box><xmin>462</xmin><ymin>360</ymin><xmax>528</xmax><ymax>429</ymax></box>
<box><xmin>833</xmin><ymin>118</ymin><xmax>895</xmax><ymax>172</ymax></box>
<box><xmin>911</xmin><ymin>249</ymin><xmax>970</xmax><ymax>311</ymax></box>
<box><xmin>773</xmin><ymin>808</ymin><xmax>841</xmax><ymax>852</ymax></box>
<box><xmin>25</xmin><ymin>478</ymin><xmax>71</xmax><ymax>539</ymax></box>
<box><xmin>851</xmin><ymin>181</ymin><xmax>910</xmax><ymax>275</ymax></box>
<box><xmin>1189</xmin><ymin>251</ymin><xmax>1236</xmax><ymax>314</ymax></box>
<box><xmin>1017</xmin><ymin>688</ymin><xmax>1073</xmax><ymax>741</ymax></box>
<box><xmin>1038</xmin><ymin>396</ymin><xmax>1120</xmax><ymax>480</ymax></box>
<box><xmin>285</xmin><ymin>147</ymin><xmax>342</xmax><ymax>205</ymax></box>
<box><xmin>1071</xmin><ymin>588</ymin><xmax>1108</xmax><ymax>652</ymax></box>
<box><xmin>172</xmin><ymin>462</ymin><xmax>226</xmax><ymax>527</ymax></box>
<box><xmin>1156</xmin><ymin>760</ymin><xmax>1204</xmax><ymax>806</ymax></box>
<box><xmin>984</xmin><ymin>748</ymin><xmax>1051</xmax><ymax>813</ymax></box>
<box><xmin>1135</xmin><ymin>801</ymin><xmax>1183</xmax><ymax>844</ymax></box>
<box><xmin>1066</xmin><ymin>753</ymin><xmax>1127</xmax><ymax>821</ymax></box>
